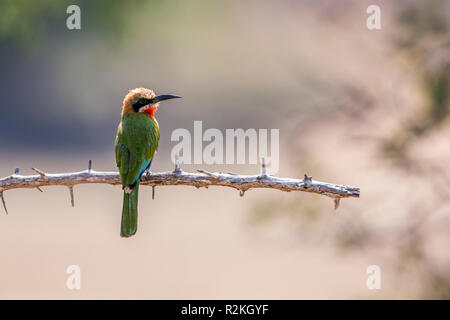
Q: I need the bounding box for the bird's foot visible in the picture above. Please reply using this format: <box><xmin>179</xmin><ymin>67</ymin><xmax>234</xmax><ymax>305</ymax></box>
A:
<box><xmin>124</xmin><ymin>186</ymin><xmax>133</xmax><ymax>194</ymax></box>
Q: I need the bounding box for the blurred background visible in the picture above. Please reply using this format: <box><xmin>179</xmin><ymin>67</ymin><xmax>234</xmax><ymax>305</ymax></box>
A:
<box><xmin>0</xmin><ymin>0</ymin><xmax>449</xmax><ymax>299</ymax></box>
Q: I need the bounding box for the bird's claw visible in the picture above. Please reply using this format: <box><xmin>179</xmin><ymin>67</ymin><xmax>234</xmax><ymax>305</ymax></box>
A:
<box><xmin>124</xmin><ymin>186</ymin><xmax>133</xmax><ymax>194</ymax></box>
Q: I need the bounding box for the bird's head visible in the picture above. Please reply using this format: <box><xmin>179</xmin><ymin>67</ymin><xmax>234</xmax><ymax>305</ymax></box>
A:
<box><xmin>121</xmin><ymin>87</ymin><xmax>181</xmax><ymax>118</ymax></box>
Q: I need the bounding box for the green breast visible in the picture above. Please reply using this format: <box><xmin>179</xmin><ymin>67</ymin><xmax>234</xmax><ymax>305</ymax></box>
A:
<box><xmin>120</xmin><ymin>113</ymin><xmax>159</xmax><ymax>152</ymax></box>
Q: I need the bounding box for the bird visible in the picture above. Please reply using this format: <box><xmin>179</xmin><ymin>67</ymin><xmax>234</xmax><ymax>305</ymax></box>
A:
<box><xmin>115</xmin><ymin>88</ymin><xmax>181</xmax><ymax>237</ymax></box>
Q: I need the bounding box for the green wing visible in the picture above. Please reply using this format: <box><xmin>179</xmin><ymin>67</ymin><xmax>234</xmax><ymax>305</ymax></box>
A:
<box><xmin>115</xmin><ymin>119</ymin><xmax>157</xmax><ymax>187</ymax></box>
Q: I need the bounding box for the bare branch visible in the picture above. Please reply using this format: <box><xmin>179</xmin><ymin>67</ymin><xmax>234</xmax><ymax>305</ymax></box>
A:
<box><xmin>0</xmin><ymin>166</ymin><xmax>360</xmax><ymax>210</ymax></box>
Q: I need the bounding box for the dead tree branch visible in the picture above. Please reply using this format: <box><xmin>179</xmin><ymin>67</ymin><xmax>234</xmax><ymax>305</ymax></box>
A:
<box><xmin>0</xmin><ymin>160</ymin><xmax>360</xmax><ymax>213</ymax></box>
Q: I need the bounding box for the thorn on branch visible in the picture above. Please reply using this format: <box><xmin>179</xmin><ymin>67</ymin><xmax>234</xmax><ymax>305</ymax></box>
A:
<box><xmin>14</xmin><ymin>168</ymin><xmax>19</xmax><ymax>176</ymax></box>
<box><xmin>240</xmin><ymin>189</ymin><xmax>246</xmax><ymax>197</ymax></box>
<box><xmin>173</xmin><ymin>155</ymin><xmax>182</xmax><ymax>174</ymax></box>
<box><xmin>197</xmin><ymin>169</ymin><xmax>220</xmax><ymax>180</ymax></box>
<box><xmin>304</xmin><ymin>174</ymin><xmax>312</xmax><ymax>183</ymax></box>
<box><xmin>32</xmin><ymin>167</ymin><xmax>48</xmax><ymax>180</ymax></box>
<box><xmin>68</xmin><ymin>186</ymin><xmax>74</xmax><ymax>207</ymax></box>
<box><xmin>334</xmin><ymin>197</ymin><xmax>341</xmax><ymax>210</ymax></box>
<box><xmin>260</xmin><ymin>157</ymin><xmax>267</xmax><ymax>176</ymax></box>
<box><xmin>152</xmin><ymin>186</ymin><xmax>155</xmax><ymax>200</ymax></box>
<box><xmin>36</xmin><ymin>186</ymin><xmax>43</xmax><ymax>192</ymax></box>
<box><xmin>88</xmin><ymin>160</ymin><xmax>92</xmax><ymax>173</ymax></box>
<box><xmin>0</xmin><ymin>191</ymin><xmax>7</xmax><ymax>215</ymax></box>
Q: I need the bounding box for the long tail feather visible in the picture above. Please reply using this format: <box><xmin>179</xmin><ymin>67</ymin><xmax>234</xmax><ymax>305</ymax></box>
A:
<box><xmin>121</xmin><ymin>183</ymin><xmax>139</xmax><ymax>237</ymax></box>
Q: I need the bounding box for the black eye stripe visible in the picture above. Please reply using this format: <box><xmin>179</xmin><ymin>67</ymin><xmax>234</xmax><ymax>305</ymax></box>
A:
<box><xmin>132</xmin><ymin>98</ymin><xmax>149</xmax><ymax>112</ymax></box>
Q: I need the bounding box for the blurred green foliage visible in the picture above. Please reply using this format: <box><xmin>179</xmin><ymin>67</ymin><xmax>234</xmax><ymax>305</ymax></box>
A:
<box><xmin>397</xmin><ymin>0</ymin><xmax>447</xmax><ymax>48</ymax></box>
<box><xmin>0</xmin><ymin>0</ymin><xmax>63</xmax><ymax>46</ymax></box>
<box><xmin>384</xmin><ymin>0</ymin><xmax>450</xmax><ymax>161</ymax></box>
<box><xmin>424</xmin><ymin>70</ymin><xmax>450</xmax><ymax>125</ymax></box>
<box><xmin>0</xmin><ymin>0</ymin><xmax>148</xmax><ymax>47</ymax></box>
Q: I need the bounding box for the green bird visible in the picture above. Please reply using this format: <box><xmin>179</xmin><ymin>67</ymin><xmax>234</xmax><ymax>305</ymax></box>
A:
<box><xmin>115</xmin><ymin>88</ymin><xmax>181</xmax><ymax>238</ymax></box>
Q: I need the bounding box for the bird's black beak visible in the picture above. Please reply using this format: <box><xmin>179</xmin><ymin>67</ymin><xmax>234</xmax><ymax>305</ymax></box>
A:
<box><xmin>150</xmin><ymin>94</ymin><xmax>182</xmax><ymax>104</ymax></box>
<box><xmin>134</xmin><ymin>94</ymin><xmax>181</xmax><ymax>112</ymax></box>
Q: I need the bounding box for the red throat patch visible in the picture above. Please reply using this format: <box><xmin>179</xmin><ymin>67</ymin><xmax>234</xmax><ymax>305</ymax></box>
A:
<box><xmin>143</xmin><ymin>106</ymin><xmax>158</xmax><ymax>118</ymax></box>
